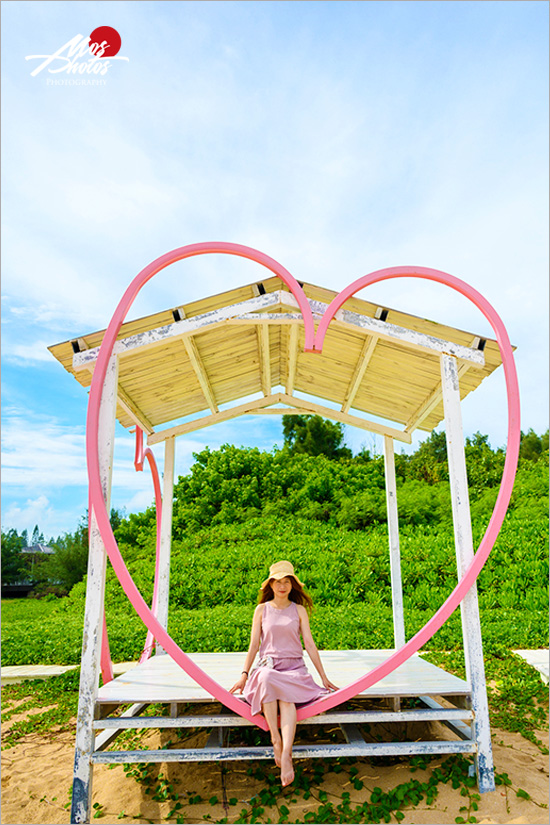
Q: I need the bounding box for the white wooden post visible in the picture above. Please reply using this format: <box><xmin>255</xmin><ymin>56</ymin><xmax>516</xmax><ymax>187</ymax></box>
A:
<box><xmin>383</xmin><ymin>435</ymin><xmax>406</xmax><ymax>649</ymax></box>
<box><xmin>155</xmin><ymin>436</ymin><xmax>175</xmax><ymax>653</ymax></box>
<box><xmin>71</xmin><ymin>355</ymin><xmax>118</xmax><ymax>824</ymax></box>
<box><xmin>440</xmin><ymin>354</ymin><xmax>495</xmax><ymax>793</ymax></box>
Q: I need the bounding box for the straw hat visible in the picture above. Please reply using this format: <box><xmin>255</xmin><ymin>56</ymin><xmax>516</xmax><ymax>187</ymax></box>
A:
<box><xmin>260</xmin><ymin>560</ymin><xmax>304</xmax><ymax>590</ymax></box>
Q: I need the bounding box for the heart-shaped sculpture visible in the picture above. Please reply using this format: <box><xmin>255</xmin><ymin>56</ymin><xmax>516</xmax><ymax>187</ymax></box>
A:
<box><xmin>87</xmin><ymin>242</ymin><xmax>520</xmax><ymax>730</ymax></box>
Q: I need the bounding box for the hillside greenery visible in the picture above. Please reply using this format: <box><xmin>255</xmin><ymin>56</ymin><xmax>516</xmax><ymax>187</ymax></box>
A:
<box><xmin>1</xmin><ymin>423</ymin><xmax>547</xmax><ymax>666</ymax></box>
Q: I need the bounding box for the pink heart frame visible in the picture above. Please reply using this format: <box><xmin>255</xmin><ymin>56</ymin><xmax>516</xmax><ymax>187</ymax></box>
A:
<box><xmin>87</xmin><ymin>242</ymin><xmax>520</xmax><ymax>731</ymax></box>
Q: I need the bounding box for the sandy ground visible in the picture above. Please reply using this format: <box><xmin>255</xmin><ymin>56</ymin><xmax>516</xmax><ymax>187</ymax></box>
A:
<box><xmin>1</xmin><ymin>708</ymin><xmax>548</xmax><ymax>825</ymax></box>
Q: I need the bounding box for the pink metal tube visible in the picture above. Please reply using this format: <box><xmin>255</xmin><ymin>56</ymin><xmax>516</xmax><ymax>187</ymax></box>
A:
<box><xmin>87</xmin><ymin>243</ymin><xmax>313</xmax><ymax>730</ymax></box>
<box><xmin>87</xmin><ymin>254</ymin><xmax>519</xmax><ymax>728</ymax></box>
<box><xmin>133</xmin><ymin>427</ymin><xmax>164</xmax><ymax>664</ymax></box>
<box><xmin>298</xmin><ymin>267</ymin><xmax>520</xmax><ymax>721</ymax></box>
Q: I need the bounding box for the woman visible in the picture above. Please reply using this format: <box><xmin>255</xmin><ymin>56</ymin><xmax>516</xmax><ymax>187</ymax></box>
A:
<box><xmin>229</xmin><ymin>560</ymin><xmax>338</xmax><ymax>787</ymax></box>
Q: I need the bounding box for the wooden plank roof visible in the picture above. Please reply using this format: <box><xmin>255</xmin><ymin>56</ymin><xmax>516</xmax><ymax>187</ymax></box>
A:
<box><xmin>48</xmin><ymin>276</ymin><xmax>506</xmax><ymax>443</ymax></box>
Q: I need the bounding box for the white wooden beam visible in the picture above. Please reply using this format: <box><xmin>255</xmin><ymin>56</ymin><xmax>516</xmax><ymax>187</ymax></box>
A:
<box><xmin>405</xmin><ymin>339</ymin><xmax>478</xmax><ymax>433</ymax></box>
<box><xmin>286</xmin><ymin>324</ymin><xmax>299</xmax><ymax>395</ymax></box>
<box><xmin>226</xmin><ymin>313</ymin><xmax>303</xmax><ymax>324</ymax></box>
<box><xmin>440</xmin><ymin>353</ymin><xmax>495</xmax><ymax>793</ymax></box>
<box><xmin>282</xmin><ymin>292</ymin><xmax>485</xmax><ymax>366</ymax></box>
<box><xmin>74</xmin><ymin>290</ymin><xmax>485</xmax><ymax>373</ymax></box>
<box><xmin>182</xmin><ymin>337</ymin><xmax>218</xmax><ymax>413</ymax></box>
<box><xmin>71</xmin><ymin>355</ymin><xmax>118</xmax><ymax>823</ymax></box>
<box><xmin>73</xmin><ymin>292</ymin><xmax>281</xmax><ymax>372</ymax></box>
<box><xmin>342</xmin><ymin>335</ymin><xmax>378</xmax><ymax>414</ymax></box>
<box><xmin>147</xmin><ymin>394</ymin><xmax>283</xmax><ymax>445</ymax></box>
<box><xmin>278</xmin><ymin>394</ymin><xmax>412</xmax><ymax>443</ymax></box>
<box><xmin>256</xmin><ymin>323</ymin><xmax>271</xmax><ymax>396</ymax></box>
<box><xmin>117</xmin><ymin>385</ymin><xmax>155</xmax><ymax>435</ymax></box>
<box><xmin>384</xmin><ymin>436</ymin><xmax>405</xmax><ymax>649</ymax></box>
<box><xmin>155</xmin><ymin>437</ymin><xmax>175</xmax><ymax>653</ymax></box>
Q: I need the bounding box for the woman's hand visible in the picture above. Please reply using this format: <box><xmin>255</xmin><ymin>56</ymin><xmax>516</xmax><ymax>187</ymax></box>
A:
<box><xmin>229</xmin><ymin>674</ymin><xmax>248</xmax><ymax>694</ymax></box>
<box><xmin>322</xmin><ymin>676</ymin><xmax>339</xmax><ymax>692</ymax></box>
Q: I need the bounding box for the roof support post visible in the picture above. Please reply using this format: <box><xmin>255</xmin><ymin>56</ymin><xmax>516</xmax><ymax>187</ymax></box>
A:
<box><xmin>71</xmin><ymin>354</ymin><xmax>118</xmax><ymax>824</ymax></box>
<box><xmin>440</xmin><ymin>353</ymin><xmax>495</xmax><ymax>793</ymax></box>
<box><xmin>383</xmin><ymin>435</ymin><xmax>405</xmax><ymax>649</ymax></box>
<box><xmin>155</xmin><ymin>436</ymin><xmax>175</xmax><ymax>654</ymax></box>
<box><xmin>286</xmin><ymin>324</ymin><xmax>299</xmax><ymax>395</ymax></box>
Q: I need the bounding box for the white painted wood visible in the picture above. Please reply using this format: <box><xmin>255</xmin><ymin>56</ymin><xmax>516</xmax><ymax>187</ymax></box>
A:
<box><xmin>286</xmin><ymin>323</ymin><xmax>299</xmax><ymax>395</ymax></box>
<box><xmin>93</xmin><ymin>707</ymin><xmax>474</xmax><ymax>730</ymax></box>
<box><xmin>71</xmin><ymin>355</ymin><xmax>118</xmax><ymax>824</ymax></box>
<box><xmin>73</xmin><ymin>292</ymin><xmax>483</xmax><ymax>390</ymax></box>
<box><xmin>116</xmin><ymin>385</ymin><xmax>155</xmax><ymax>435</ymax></box>
<box><xmin>257</xmin><ymin>322</ymin><xmax>271</xmax><ymax>395</ymax></box>
<box><xmin>383</xmin><ymin>436</ymin><xmax>405</xmax><ymax>649</ymax></box>
<box><xmin>341</xmin><ymin>335</ymin><xmax>378</xmax><ymax>413</ymax></box>
<box><xmin>91</xmin><ymin>739</ymin><xmax>476</xmax><ymax>764</ymax></box>
<box><xmin>227</xmin><ymin>312</ymin><xmax>303</xmax><ymax>324</ymax></box>
<box><xmin>73</xmin><ymin>292</ymin><xmax>281</xmax><ymax>371</ymax></box>
<box><xmin>278</xmin><ymin>393</ymin><xmax>412</xmax><ymax>444</ymax></box>
<box><xmin>406</xmin><ymin>360</ymin><xmax>472</xmax><ymax>434</ymax></box>
<box><xmin>147</xmin><ymin>394</ymin><xmax>282</xmax><ymax>444</ymax></box>
<box><xmin>96</xmin><ymin>651</ymin><xmax>469</xmax><ymax>705</ymax></box>
<box><xmin>341</xmin><ymin>723</ymin><xmax>366</xmax><ymax>746</ymax></box>
<box><xmin>440</xmin><ymin>354</ymin><xmax>495</xmax><ymax>793</ymax></box>
<box><xmin>155</xmin><ymin>437</ymin><xmax>175</xmax><ymax>652</ymax></box>
<box><xmin>182</xmin><ymin>336</ymin><xmax>218</xmax><ymax>413</ymax></box>
<box><xmin>419</xmin><ymin>696</ymin><xmax>473</xmax><ymax>741</ymax></box>
<box><xmin>282</xmin><ymin>292</ymin><xmax>485</xmax><ymax>366</ymax></box>
<box><xmin>94</xmin><ymin>703</ymin><xmax>149</xmax><ymax>751</ymax></box>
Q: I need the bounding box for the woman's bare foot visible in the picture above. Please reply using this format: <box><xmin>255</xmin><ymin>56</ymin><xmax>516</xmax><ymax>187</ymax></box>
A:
<box><xmin>280</xmin><ymin>751</ymin><xmax>294</xmax><ymax>787</ymax></box>
<box><xmin>271</xmin><ymin>737</ymin><xmax>282</xmax><ymax>767</ymax></box>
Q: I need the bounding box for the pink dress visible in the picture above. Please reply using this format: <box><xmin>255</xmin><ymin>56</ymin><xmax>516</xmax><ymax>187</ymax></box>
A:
<box><xmin>242</xmin><ymin>601</ymin><xmax>328</xmax><ymax>716</ymax></box>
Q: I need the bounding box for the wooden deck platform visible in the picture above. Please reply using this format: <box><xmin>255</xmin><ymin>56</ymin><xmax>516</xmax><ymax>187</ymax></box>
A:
<box><xmin>91</xmin><ymin>650</ymin><xmax>476</xmax><ymax>767</ymax></box>
<box><xmin>97</xmin><ymin>649</ymin><xmax>469</xmax><ymax>704</ymax></box>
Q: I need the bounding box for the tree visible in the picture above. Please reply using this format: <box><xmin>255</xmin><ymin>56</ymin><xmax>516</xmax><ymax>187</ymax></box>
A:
<box><xmin>36</xmin><ymin>508</ymin><xmax>123</xmax><ymax>595</ymax></box>
<box><xmin>30</xmin><ymin>524</ymin><xmax>44</xmax><ymax>546</ymax></box>
<box><xmin>519</xmin><ymin>429</ymin><xmax>549</xmax><ymax>462</ymax></box>
<box><xmin>282</xmin><ymin>415</ymin><xmax>352</xmax><ymax>459</ymax></box>
<box><xmin>1</xmin><ymin>528</ymin><xmax>26</xmax><ymax>584</ymax></box>
<box><xmin>407</xmin><ymin>430</ymin><xmax>448</xmax><ymax>483</ymax></box>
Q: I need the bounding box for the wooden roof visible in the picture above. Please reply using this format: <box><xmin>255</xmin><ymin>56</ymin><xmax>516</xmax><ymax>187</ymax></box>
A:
<box><xmin>48</xmin><ymin>277</ymin><xmax>505</xmax><ymax>445</ymax></box>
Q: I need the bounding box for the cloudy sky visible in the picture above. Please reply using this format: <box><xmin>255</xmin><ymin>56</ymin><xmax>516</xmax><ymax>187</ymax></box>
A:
<box><xmin>2</xmin><ymin>0</ymin><xmax>548</xmax><ymax>540</ymax></box>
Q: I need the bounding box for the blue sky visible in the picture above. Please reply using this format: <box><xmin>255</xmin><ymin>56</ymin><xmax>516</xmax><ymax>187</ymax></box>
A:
<box><xmin>2</xmin><ymin>0</ymin><xmax>548</xmax><ymax>540</ymax></box>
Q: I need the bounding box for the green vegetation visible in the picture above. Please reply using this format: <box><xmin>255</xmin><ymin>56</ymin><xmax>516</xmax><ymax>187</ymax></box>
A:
<box><xmin>1</xmin><ymin>425</ymin><xmax>547</xmax><ymax>667</ymax></box>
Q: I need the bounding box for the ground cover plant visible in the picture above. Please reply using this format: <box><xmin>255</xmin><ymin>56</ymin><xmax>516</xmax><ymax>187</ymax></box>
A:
<box><xmin>1</xmin><ymin>427</ymin><xmax>548</xmax><ymax>824</ymax></box>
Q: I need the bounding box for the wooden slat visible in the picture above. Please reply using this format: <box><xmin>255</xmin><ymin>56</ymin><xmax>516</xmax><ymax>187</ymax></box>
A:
<box><xmin>182</xmin><ymin>337</ymin><xmax>218</xmax><ymax>413</ymax></box>
<box><xmin>92</xmin><ymin>739</ymin><xmax>477</xmax><ymax>764</ymax></box>
<box><xmin>49</xmin><ymin>277</ymin><xmax>505</xmax><ymax>437</ymax></box>
<box><xmin>278</xmin><ymin>394</ymin><xmax>411</xmax><ymax>443</ymax></box>
<box><xmin>257</xmin><ymin>324</ymin><xmax>271</xmax><ymax>396</ymax></box>
<box><xmin>93</xmin><ymin>706</ymin><xmax>473</xmax><ymax>730</ymax></box>
<box><xmin>116</xmin><ymin>385</ymin><xmax>155</xmax><ymax>435</ymax></box>
<box><xmin>286</xmin><ymin>324</ymin><xmax>299</xmax><ymax>395</ymax></box>
<box><xmin>405</xmin><ymin>354</ymin><xmax>474</xmax><ymax>434</ymax></box>
<box><xmin>282</xmin><ymin>292</ymin><xmax>485</xmax><ymax>366</ymax></box>
<box><xmin>419</xmin><ymin>696</ymin><xmax>473</xmax><ymax>741</ymax></box>
<box><xmin>94</xmin><ymin>703</ymin><xmax>149</xmax><ymax>751</ymax></box>
<box><xmin>73</xmin><ymin>292</ymin><xmax>281</xmax><ymax>371</ymax></box>
<box><xmin>147</xmin><ymin>395</ymin><xmax>282</xmax><ymax>444</ymax></box>
<box><xmin>342</xmin><ymin>335</ymin><xmax>378</xmax><ymax>413</ymax></box>
<box><xmin>96</xmin><ymin>651</ymin><xmax>469</xmax><ymax>707</ymax></box>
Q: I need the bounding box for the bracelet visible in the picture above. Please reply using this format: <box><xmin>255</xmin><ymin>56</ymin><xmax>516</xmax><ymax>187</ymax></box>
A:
<box><xmin>242</xmin><ymin>671</ymin><xmax>249</xmax><ymax>676</ymax></box>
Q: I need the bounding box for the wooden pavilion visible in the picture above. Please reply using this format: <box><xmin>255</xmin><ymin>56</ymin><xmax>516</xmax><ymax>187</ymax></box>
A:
<box><xmin>49</xmin><ymin>267</ymin><xmax>508</xmax><ymax>823</ymax></box>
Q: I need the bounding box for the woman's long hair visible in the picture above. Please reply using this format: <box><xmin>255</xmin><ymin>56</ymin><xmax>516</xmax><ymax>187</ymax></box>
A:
<box><xmin>258</xmin><ymin>576</ymin><xmax>314</xmax><ymax>614</ymax></box>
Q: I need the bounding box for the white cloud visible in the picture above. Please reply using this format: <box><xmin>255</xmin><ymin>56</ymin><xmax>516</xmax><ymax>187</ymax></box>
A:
<box><xmin>3</xmin><ymin>339</ymin><xmax>58</xmax><ymax>364</ymax></box>
<box><xmin>2</xmin><ymin>495</ymin><xmax>53</xmax><ymax>534</ymax></box>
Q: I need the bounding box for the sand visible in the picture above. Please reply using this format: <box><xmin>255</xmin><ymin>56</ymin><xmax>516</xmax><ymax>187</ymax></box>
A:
<box><xmin>1</xmin><ymin>709</ymin><xmax>548</xmax><ymax>825</ymax></box>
